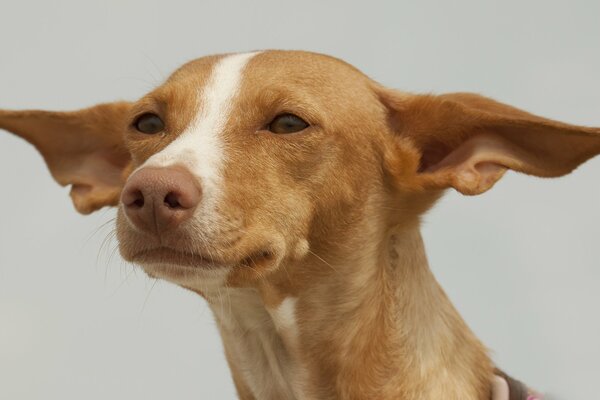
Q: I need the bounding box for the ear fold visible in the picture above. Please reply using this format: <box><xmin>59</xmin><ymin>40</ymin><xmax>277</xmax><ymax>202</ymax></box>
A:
<box><xmin>380</xmin><ymin>89</ymin><xmax>600</xmax><ymax>195</ymax></box>
<box><xmin>0</xmin><ymin>102</ymin><xmax>133</xmax><ymax>214</ymax></box>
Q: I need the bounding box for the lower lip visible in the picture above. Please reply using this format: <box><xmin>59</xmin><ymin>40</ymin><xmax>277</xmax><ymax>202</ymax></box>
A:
<box><xmin>134</xmin><ymin>248</ymin><xmax>226</xmax><ymax>268</ymax></box>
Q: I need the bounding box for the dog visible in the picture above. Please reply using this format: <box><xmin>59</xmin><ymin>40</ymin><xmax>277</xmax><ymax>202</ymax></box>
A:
<box><xmin>1</xmin><ymin>50</ymin><xmax>598</xmax><ymax>400</ymax></box>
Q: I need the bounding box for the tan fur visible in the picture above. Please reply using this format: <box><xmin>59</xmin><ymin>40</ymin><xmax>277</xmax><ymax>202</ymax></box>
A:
<box><xmin>1</xmin><ymin>50</ymin><xmax>599</xmax><ymax>400</ymax></box>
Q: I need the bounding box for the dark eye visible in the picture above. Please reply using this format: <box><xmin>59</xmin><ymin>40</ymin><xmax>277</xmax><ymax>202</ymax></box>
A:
<box><xmin>268</xmin><ymin>114</ymin><xmax>309</xmax><ymax>134</ymax></box>
<box><xmin>134</xmin><ymin>113</ymin><xmax>164</xmax><ymax>134</ymax></box>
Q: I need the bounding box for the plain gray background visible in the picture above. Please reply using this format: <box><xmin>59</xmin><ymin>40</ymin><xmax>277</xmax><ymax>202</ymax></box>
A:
<box><xmin>0</xmin><ymin>1</ymin><xmax>599</xmax><ymax>399</ymax></box>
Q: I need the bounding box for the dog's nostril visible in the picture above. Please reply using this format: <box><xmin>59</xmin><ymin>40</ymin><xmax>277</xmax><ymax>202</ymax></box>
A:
<box><xmin>164</xmin><ymin>192</ymin><xmax>182</xmax><ymax>209</ymax></box>
<box><xmin>127</xmin><ymin>190</ymin><xmax>145</xmax><ymax>208</ymax></box>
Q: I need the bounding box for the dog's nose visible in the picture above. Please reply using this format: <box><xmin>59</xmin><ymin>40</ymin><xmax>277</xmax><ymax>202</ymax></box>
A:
<box><xmin>121</xmin><ymin>167</ymin><xmax>201</xmax><ymax>234</ymax></box>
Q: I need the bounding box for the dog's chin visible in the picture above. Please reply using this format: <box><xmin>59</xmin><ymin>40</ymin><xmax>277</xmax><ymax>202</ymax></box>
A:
<box><xmin>128</xmin><ymin>248</ymin><xmax>232</xmax><ymax>288</ymax></box>
<box><xmin>140</xmin><ymin>262</ymin><xmax>233</xmax><ymax>288</ymax></box>
<box><xmin>133</xmin><ymin>247</ymin><xmax>227</xmax><ymax>269</ymax></box>
<box><xmin>125</xmin><ymin>246</ymin><xmax>282</xmax><ymax>288</ymax></box>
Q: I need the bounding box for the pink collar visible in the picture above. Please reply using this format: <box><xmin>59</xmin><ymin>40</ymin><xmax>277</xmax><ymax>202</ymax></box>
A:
<box><xmin>493</xmin><ymin>375</ymin><xmax>542</xmax><ymax>400</ymax></box>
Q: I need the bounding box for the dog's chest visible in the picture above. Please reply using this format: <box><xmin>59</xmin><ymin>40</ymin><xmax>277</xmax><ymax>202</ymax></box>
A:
<box><xmin>209</xmin><ymin>289</ymin><xmax>309</xmax><ymax>399</ymax></box>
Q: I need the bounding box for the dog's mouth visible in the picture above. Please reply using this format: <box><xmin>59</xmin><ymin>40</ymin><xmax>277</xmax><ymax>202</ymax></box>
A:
<box><xmin>132</xmin><ymin>246</ymin><xmax>277</xmax><ymax>271</ymax></box>
<box><xmin>133</xmin><ymin>247</ymin><xmax>226</xmax><ymax>268</ymax></box>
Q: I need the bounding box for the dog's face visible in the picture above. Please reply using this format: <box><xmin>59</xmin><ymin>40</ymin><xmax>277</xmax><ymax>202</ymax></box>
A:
<box><xmin>1</xmin><ymin>50</ymin><xmax>598</xmax><ymax>292</ymax></box>
<box><xmin>116</xmin><ymin>51</ymin><xmax>391</xmax><ymax>288</ymax></box>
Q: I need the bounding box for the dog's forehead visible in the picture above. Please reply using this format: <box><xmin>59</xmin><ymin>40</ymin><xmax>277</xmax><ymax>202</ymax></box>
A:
<box><xmin>165</xmin><ymin>50</ymin><xmax>372</xmax><ymax>99</ymax></box>
<box><xmin>173</xmin><ymin>50</ymin><xmax>362</xmax><ymax>79</ymax></box>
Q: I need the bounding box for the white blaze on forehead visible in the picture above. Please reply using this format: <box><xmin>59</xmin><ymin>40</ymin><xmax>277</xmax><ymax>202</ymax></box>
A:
<box><xmin>141</xmin><ymin>52</ymin><xmax>259</xmax><ymax>216</ymax></box>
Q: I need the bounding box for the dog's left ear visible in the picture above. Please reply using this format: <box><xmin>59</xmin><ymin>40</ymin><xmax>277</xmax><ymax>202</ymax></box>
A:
<box><xmin>0</xmin><ymin>102</ymin><xmax>133</xmax><ymax>214</ymax></box>
<box><xmin>380</xmin><ymin>89</ymin><xmax>600</xmax><ymax>194</ymax></box>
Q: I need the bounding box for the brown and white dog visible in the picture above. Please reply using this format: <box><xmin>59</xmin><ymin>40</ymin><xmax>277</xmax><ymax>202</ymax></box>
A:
<box><xmin>1</xmin><ymin>50</ymin><xmax>598</xmax><ymax>400</ymax></box>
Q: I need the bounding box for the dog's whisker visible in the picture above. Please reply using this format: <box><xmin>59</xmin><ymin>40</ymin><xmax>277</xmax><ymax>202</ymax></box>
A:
<box><xmin>84</xmin><ymin>217</ymin><xmax>117</xmax><ymax>247</ymax></box>
<box><xmin>141</xmin><ymin>52</ymin><xmax>167</xmax><ymax>85</ymax></box>
<box><xmin>98</xmin><ymin>230</ymin><xmax>117</xmax><ymax>262</ymax></box>
<box><xmin>140</xmin><ymin>278</ymin><xmax>159</xmax><ymax>317</ymax></box>
<box><xmin>307</xmin><ymin>249</ymin><xmax>339</xmax><ymax>274</ymax></box>
<box><xmin>110</xmin><ymin>266</ymin><xmax>135</xmax><ymax>297</ymax></box>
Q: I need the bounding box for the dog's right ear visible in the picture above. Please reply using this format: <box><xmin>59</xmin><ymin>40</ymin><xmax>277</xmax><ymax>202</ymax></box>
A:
<box><xmin>0</xmin><ymin>102</ymin><xmax>133</xmax><ymax>214</ymax></box>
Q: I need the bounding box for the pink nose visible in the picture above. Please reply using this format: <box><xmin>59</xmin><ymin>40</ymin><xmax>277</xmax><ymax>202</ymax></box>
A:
<box><xmin>121</xmin><ymin>167</ymin><xmax>201</xmax><ymax>234</ymax></box>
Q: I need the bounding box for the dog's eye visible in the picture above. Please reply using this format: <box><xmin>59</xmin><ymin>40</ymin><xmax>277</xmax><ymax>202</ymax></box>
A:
<box><xmin>134</xmin><ymin>113</ymin><xmax>164</xmax><ymax>134</ymax></box>
<box><xmin>268</xmin><ymin>114</ymin><xmax>309</xmax><ymax>134</ymax></box>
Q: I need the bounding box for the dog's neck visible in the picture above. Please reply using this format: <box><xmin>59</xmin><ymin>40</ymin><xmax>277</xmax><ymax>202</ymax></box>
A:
<box><xmin>199</xmin><ymin>218</ymin><xmax>494</xmax><ymax>400</ymax></box>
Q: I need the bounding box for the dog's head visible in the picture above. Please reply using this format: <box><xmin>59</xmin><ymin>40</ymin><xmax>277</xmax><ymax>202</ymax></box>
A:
<box><xmin>2</xmin><ymin>50</ymin><xmax>599</xmax><ymax>290</ymax></box>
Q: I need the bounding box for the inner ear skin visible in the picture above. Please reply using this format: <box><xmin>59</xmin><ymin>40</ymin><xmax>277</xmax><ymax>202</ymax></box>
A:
<box><xmin>418</xmin><ymin>142</ymin><xmax>453</xmax><ymax>173</ymax></box>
